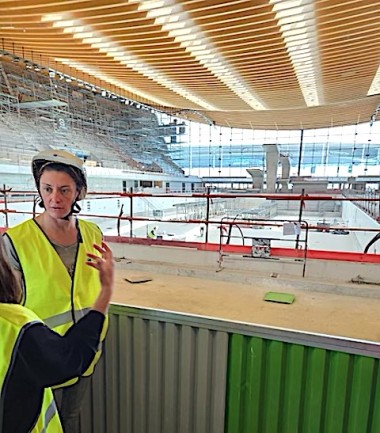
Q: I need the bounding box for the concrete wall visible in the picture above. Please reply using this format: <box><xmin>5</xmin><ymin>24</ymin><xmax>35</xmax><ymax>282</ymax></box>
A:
<box><xmin>109</xmin><ymin>242</ymin><xmax>380</xmax><ymax>289</ymax></box>
<box><xmin>342</xmin><ymin>201</ymin><xmax>380</xmax><ymax>253</ymax></box>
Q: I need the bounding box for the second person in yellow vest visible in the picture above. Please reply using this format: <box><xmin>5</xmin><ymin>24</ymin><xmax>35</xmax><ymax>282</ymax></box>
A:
<box><xmin>0</xmin><ymin>239</ymin><xmax>114</xmax><ymax>433</ymax></box>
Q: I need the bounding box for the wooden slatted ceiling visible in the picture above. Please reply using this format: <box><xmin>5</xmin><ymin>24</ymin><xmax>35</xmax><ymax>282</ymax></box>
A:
<box><xmin>0</xmin><ymin>0</ymin><xmax>379</xmax><ymax>129</ymax></box>
<box><xmin>318</xmin><ymin>3</ymin><xmax>380</xmax><ymax>105</ymax></box>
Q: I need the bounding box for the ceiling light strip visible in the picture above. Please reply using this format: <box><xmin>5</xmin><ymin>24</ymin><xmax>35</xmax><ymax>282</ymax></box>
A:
<box><xmin>270</xmin><ymin>0</ymin><xmax>322</xmax><ymax>107</ymax></box>
<box><xmin>138</xmin><ymin>0</ymin><xmax>266</xmax><ymax>111</ymax></box>
<box><xmin>55</xmin><ymin>58</ymin><xmax>158</xmax><ymax>100</ymax></box>
<box><xmin>368</xmin><ymin>65</ymin><xmax>380</xmax><ymax>96</ymax></box>
<box><xmin>42</xmin><ymin>12</ymin><xmax>201</xmax><ymax>108</ymax></box>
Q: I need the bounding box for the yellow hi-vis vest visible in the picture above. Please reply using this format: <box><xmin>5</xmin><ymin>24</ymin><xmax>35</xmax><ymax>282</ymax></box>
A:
<box><xmin>6</xmin><ymin>218</ymin><xmax>108</xmax><ymax>383</ymax></box>
<box><xmin>0</xmin><ymin>303</ymin><xmax>63</xmax><ymax>433</ymax></box>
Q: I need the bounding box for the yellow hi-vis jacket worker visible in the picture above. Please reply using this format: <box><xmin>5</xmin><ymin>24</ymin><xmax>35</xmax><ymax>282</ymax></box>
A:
<box><xmin>0</xmin><ymin>304</ymin><xmax>63</xmax><ymax>432</ymax></box>
<box><xmin>5</xmin><ymin>218</ymin><xmax>106</xmax><ymax>382</ymax></box>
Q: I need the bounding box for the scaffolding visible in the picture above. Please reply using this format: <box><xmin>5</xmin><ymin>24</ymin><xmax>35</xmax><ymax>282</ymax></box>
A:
<box><xmin>0</xmin><ymin>54</ymin><xmax>186</xmax><ymax>174</ymax></box>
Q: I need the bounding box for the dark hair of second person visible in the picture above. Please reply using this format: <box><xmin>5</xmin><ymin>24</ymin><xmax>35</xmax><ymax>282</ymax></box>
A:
<box><xmin>0</xmin><ymin>237</ymin><xmax>21</xmax><ymax>304</ymax></box>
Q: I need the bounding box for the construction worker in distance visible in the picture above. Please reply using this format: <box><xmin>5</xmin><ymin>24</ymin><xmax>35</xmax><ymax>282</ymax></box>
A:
<box><xmin>147</xmin><ymin>225</ymin><xmax>158</xmax><ymax>239</ymax></box>
<box><xmin>2</xmin><ymin>149</ymin><xmax>107</xmax><ymax>433</ymax></box>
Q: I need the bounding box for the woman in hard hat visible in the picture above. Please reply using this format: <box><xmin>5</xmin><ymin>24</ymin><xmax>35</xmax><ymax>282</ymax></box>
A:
<box><xmin>0</xmin><ymin>238</ymin><xmax>114</xmax><ymax>433</ymax></box>
<box><xmin>2</xmin><ymin>149</ymin><xmax>106</xmax><ymax>432</ymax></box>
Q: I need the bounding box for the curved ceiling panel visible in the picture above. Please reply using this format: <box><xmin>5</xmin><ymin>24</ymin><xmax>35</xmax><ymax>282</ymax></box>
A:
<box><xmin>0</xmin><ymin>0</ymin><xmax>379</xmax><ymax>129</ymax></box>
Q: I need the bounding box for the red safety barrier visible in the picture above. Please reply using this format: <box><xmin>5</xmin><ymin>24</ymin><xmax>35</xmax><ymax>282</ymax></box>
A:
<box><xmin>272</xmin><ymin>247</ymin><xmax>380</xmax><ymax>263</ymax></box>
<box><xmin>104</xmin><ymin>235</ymin><xmax>380</xmax><ymax>264</ymax></box>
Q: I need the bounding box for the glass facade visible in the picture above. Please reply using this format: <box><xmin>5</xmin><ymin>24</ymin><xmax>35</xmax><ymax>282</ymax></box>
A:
<box><xmin>165</xmin><ymin>118</ymin><xmax>380</xmax><ymax>179</ymax></box>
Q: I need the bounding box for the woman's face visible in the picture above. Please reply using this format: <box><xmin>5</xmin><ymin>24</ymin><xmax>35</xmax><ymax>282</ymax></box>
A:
<box><xmin>39</xmin><ymin>169</ymin><xmax>78</xmax><ymax>219</ymax></box>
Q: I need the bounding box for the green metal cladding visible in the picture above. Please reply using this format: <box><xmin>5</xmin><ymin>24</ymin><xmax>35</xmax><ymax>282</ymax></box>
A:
<box><xmin>81</xmin><ymin>306</ymin><xmax>380</xmax><ymax>433</ymax></box>
<box><xmin>225</xmin><ymin>334</ymin><xmax>380</xmax><ymax>433</ymax></box>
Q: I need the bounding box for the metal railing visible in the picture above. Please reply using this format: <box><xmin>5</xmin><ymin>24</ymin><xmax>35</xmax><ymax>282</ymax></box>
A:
<box><xmin>1</xmin><ymin>188</ymin><xmax>379</xmax><ymax>258</ymax></box>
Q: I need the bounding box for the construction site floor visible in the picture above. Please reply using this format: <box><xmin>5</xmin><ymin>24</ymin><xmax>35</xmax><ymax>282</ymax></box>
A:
<box><xmin>112</xmin><ymin>265</ymin><xmax>380</xmax><ymax>343</ymax></box>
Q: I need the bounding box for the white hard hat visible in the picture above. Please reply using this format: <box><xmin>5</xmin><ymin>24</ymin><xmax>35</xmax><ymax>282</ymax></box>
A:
<box><xmin>32</xmin><ymin>149</ymin><xmax>87</xmax><ymax>200</ymax></box>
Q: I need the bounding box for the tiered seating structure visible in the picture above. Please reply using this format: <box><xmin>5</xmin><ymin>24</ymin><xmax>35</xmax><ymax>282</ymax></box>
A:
<box><xmin>0</xmin><ymin>56</ymin><xmax>186</xmax><ymax>175</ymax></box>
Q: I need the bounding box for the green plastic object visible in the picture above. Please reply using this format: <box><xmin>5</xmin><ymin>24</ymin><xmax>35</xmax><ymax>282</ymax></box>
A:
<box><xmin>263</xmin><ymin>291</ymin><xmax>295</xmax><ymax>304</ymax></box>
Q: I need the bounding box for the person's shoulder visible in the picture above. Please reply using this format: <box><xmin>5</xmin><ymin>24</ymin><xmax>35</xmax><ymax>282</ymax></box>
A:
<box><xmin>78</xmin><ymin>219</ymin><xmax>100</xmax><ymax>230</ymax></box>
<box><xmin>0</xmin><ymin>304</ymin><xmax>42</xmax><ymax>327</ymax></box>
<box><xmin>77</xmin><ymin>219</ymin><xmax>102</xmax><ymax>235</ymax></box>
<box><xmin>4</xmin><ymin>218</ymin><xmax>34</xmax><ymax>235</ymax></box>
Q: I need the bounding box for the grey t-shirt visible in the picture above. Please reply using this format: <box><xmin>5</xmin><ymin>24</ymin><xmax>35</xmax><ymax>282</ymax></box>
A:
<box><xmin>2</xmin><ymin>234</ymin><xmax>77</xmax><ymax>279</ymax></box>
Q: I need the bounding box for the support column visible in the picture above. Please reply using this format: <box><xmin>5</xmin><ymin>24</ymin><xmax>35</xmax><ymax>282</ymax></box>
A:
<box><xmin>279</xmin><ymin>153</ymin><xmax>290</xmax><ymax>192</ymax></box>
<box><xmin>263</xmin><ymin>144</ymin><xmax>279</xmax><ymax>193</ymax></box>
<box><xmin>246</xmin><ymin>168</ymin><xmax>264</xmax><ymax>191</ymax></box>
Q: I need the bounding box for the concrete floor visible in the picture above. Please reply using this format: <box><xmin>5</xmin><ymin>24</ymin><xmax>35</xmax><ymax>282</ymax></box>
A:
<box><xmin>113</xmin><ymin>259</ymin><xmax>380</xmax><ymax>343</ymax></box>
<box><xmin>102</xmin><ymin>215</ymin><xmax>360</xmax><ymax>252</ymax></box>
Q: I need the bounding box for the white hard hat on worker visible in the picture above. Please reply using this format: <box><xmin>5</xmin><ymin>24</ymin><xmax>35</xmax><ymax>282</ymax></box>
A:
<box><xmin>32</xmin><ymin>149</ymin><xmax>87</xmax><ymax>218</ymax></box>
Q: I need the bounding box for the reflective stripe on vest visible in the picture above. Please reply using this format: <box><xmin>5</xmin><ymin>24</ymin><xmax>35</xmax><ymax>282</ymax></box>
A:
<box><xmin>33</xmin><ymin>389</ymin><xmax>62</xmax><ymax>433</ymax></box>
<box><xmin>44</xmin><ymin>307</ymin><xmax>91</xmax><ymax>328</ymax></box>
<box><xmin>43</xmin><ymin>399</ymin><xmax>57</xmax><ymax>429</ymax></box>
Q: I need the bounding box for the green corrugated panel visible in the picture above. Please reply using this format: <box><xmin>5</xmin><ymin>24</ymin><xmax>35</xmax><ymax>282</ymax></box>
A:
<box><xmin>226</xmin><ymin>335</ymin><xmax>267</xmax><ymax>433</ymax></box>
<box><xmin>324</xmin><ymin>351</ymin><xmax>350</xmax><ymax>432</ymax></box>
<box><xmin>262</xmin><ymin>340</ymin><xmax>284</xmax><ymax>433</ymax></box>
<box><xmin>347</xmin><ymin>356</ymin><xmax>375</xmax><ymax>433</ymax></box>
<box><xmin>243</xmin><ymin>337</ymin><xmax>263</xmax><ymax>433</ymax></box>
<box><xmin>302</xmin><ymin>347</ymin><xmax>326</xmax><ymax>433</ymax></box>
<box><xmin>226</xmin><ymin>334</ymin><xmax>380</xmax><ymax>433</ymax></box>
<box><xmin>226</xmin><ymin>333</ymin><xmax>244</xmax><ymax>433</ymax></box>
<box><xmin>80</xmin><ymin>306</ymin><xmax>380</xmax><ymax>433</ymax></box>
<box><xmin>282</xmin><ymin>344</ymin><xmax>305</xmax><ymax>433</ymax></box>
<box><xmin>370</xmin><ymin>362</ymin><xmax>380</xmax><ymax>431</ymax></box>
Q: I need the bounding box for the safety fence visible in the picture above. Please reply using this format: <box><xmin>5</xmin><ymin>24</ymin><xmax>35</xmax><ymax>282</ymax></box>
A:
<box><xmin>1</xmin><ymin>188</ymin><xmax>379</xmax><ymax>260</ymax></box>
<box><xmin>80</xmin><ymin>304</ymin><xmax>380</xmax><ymax>433</ymax></box>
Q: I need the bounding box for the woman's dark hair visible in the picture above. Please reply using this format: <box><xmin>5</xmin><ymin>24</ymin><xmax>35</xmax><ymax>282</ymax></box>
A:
<box><xmin>0</xmin><ymin>236</ymin><xmax>22</xmax><ymax>304</ymax></box>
